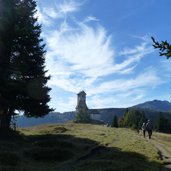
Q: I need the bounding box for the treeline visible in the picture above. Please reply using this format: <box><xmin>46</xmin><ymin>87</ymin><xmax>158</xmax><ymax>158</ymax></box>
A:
<box><xmin>111</xmin><ymin>109</ymin><xmax>171</xmax><ymax>133</ymax></box>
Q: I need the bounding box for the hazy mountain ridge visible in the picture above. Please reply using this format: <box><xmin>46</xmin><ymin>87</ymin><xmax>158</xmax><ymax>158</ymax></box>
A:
<box><xmin>132</xmin><ymin>100</ymin><xmax>171</xmax><ymax>112</ymax></box>
<box><xmin>17</xmin><ymin>100</ymin><xmax>171</xmax><ymax>127</ymax></box>
<box><xmin>17</xmin><ymin>112</ymin><xmax>76</xmax><ymax>127</ymax></box>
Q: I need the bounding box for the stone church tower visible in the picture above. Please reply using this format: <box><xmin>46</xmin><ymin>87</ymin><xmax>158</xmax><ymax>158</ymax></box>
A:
<box><xmin>76</xmin><ymin>91</ymin><xmax>88</xmax><ymax>111</ymax></box>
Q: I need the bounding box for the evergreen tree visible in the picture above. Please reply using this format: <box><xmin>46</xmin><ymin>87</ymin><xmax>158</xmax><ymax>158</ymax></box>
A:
<box><xmin>123</xmin><ymin>108</ymin><xmax>129</xmax><ymax>118</ymax></box>
<box><xmin>155</xmin><ymin>112</ymin><xmax>171</xmax><ymax>133</ymax></box>
<box><xmin>155</xmin><ymin>112</ymin><xmax>163</xmax><ymax>131</ymax></box>
<box><xmin>138</xmin><ymin>111</ymin><xmax>146</xmax><ymax>130</ymax></box>
<box><xmin>0</xmin><ymin>0</ymin><xmax>53</xmax><ymax>133</ymax></box>
<box><xmin>118</xmin><ymin>117</ymin><xmax>124</xmax><ymax>127</ymax></box>
<box><xmin>0</xmin><ymin>0</ymin><xmax>17</xmax><ymax>132</ymax></box>
<box><xmin>111</xmin><ymin>115</ymin><xmax>118</xmax><ymax>128</ymax></box>
<box><xmin>123</xmin><ymin>109</ymin><xmax>146</xmax><ymax>130</ymax></box>
<box><xmin>75</xmin><ymin>109</ymin><xmax>91</xmax><ymax>123</ymax></box>
<box><xmin>152</xmin><ymin>37</ymin><xmax>171</xmax><ymax>59</ymax></box>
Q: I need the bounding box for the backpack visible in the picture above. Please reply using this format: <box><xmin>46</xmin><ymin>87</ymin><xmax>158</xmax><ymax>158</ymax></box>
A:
<box><xmin>146</xmin><ymin>122</ymin><xmax>152</xmax><ymax>130</ymax></box>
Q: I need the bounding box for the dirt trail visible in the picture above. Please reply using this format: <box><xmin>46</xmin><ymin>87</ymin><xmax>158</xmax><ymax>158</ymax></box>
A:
<box><xmin>150</xmin><ymin>138</ymin><xmax>171</xmax><ymax>171</ymax></box>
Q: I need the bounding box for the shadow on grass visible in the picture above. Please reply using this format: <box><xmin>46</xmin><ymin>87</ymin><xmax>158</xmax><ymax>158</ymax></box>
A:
<box><xmin>0</xmin><ymin>131</ymin><xmax>163</xmax><ymax>171</ymax></box>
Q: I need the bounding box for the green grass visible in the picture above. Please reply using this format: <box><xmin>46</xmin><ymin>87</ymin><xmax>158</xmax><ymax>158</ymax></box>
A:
<box><xmin>153</xmin><ymin>132</ymin><xmax>171</xmax><ymax>148</ymax></box>
<box><xmin>0</xmin><ymin>123</ymin><xmax>166</xmax><ymax>171</ymax></box>
<box><xmin>152</xmin><ymin>132</ymin><xmax>171</xmax><ymax>159</ymax></box>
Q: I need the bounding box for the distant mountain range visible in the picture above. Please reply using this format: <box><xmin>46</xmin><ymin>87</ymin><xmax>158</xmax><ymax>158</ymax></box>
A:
<box><xmin>16</xmin><ymin>100</ymin><xmax>171</xmax><ymax>127</ymax></box>
<box><xmin>17</xmin><ymin>112</ymin><xmax>75</xmax><ymax>127</ymax></box>
<box><xmin>133</xmin><ymin>100</ymin><xmax>171</xmax><ymax>112</ymax></box>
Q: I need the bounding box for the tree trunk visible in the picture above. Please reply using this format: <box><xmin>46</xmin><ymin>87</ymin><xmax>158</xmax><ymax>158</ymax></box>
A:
<box><xmin>0</xmin><ymin>108</ymin><xmax>11</xmax><ymax>134</ymax></box>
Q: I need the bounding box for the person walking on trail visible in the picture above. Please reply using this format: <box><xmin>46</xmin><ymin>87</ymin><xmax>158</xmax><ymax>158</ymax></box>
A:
<box><xmin>141</xmin><ymin>122</ymin><xmax>146</xmax><ymax>138</ymax></box>
<box><xmin>146</xmin><ymin>120</ymin><xmax>153</xmax><ymax>139</ymax></box>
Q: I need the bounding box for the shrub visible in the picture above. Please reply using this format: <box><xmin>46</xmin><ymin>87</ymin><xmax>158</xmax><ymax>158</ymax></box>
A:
<box><xmin>53</xmin><ymin>127</ymin><xmax>68</xmax><ymax>133</ymax></box>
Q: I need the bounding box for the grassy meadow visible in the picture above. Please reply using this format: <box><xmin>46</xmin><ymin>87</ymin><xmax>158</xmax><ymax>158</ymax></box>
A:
<box><xmin>0</xmin><ymin>122</ymin><xmax>169</xmax><ymax>171</ymax></box>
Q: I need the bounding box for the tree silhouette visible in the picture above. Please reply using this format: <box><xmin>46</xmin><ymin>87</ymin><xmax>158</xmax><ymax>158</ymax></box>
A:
<box><xmin>75</xmin><ymin>109</ymin><xmax>91</xmax><ymax>123</ymax></box>
<box><xmin>112</xmin><ymin>115</ymin><xmax>118</xmax><ymax>128</ymax></box>
<box><xmin>152</xmin><ymin>37</ymin><xmax>171</xmax><ymax>59</ymax></box>
<box><xmin>0</xmin><ymin>0</ymin><xmax>53</xmax><ymax>133</ymax></box>
<box><xmin>123</xmin><ymin>109</ymin><xmax>146</xmax><ymax>130</ymax></box>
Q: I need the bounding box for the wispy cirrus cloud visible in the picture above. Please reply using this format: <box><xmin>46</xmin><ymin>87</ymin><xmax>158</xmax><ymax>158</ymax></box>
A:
<box><xmin>45</xmin><ymin>22</ymin><xmax>155</xmax><ymax>91</ymax></box>
<box><xmin>87</xmin><ymin>89</ymin><xmax>146</xmax><ymax>109</ymax></box>
<box><xmin>120</xmin><ymin>42</ymin><xmax>154</xmax><ymax>56</ymax></box>
<box><xmin>58</xmin><ymin>0</ymin><xmax>82</xmax><ymax>14</ymax></box>
<box><xmin>84</xmin><ymin>16</ymin><xmax>99</xmax><ymax>23</ymax></box>
<box><xmin>53</xmin><ymin>96</ymin><xmax>77</xmax><ymax>112</ymax></box>
<box><xmin>87</xmin><ymin>68</ymin><xmax>163</xmax><ymax>96</ymax></box>
<box><xmin>36</xmin><ymin>0</ymin><xmax>83</xmax><ymax>26</ymax></box>
<box><xmin>36</xmin><ymin>0</ymin><xmax>163</xmax><ymax>111</ymax></box>
<box><xmin>35</xmin><ymin>7</ymin><xmax>51</xmax><ymax>26</ymax></box>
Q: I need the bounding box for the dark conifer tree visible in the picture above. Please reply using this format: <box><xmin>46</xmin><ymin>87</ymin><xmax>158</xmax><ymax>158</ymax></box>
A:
<box><xmin>152</xmin><ymin>37</ymin><xmax>171</xmax><ymax>59</ymax></box>
<box><xmin>0</xmin><ymin>0</ymin><xmax>17</xmax><ymax>132</ymax></box>
<box><xmin>138</xmin><ymin>111</ymin><xmax>146</xmax><ymax>130</ymax></box>
<box><xmin>155</xmin><ymin>112</ymin><xmax>171</xmax><ymax>133</ymax></box>
<box><xmin>75</xmin><ymin>109</ymin><xmax>91</xmax><ymax>123</ymax></box>
<box><xmin>0</xmin><ymin>0</ymin><xmax>53</xmax><ymax>133</ymax></box>
<box><xmin>123</xmin><ymin>109</ymin><xmax>147</xmax><ymax>130</ymax></box>
<box><xmin>118</xmin><ymin>117</ymin><xmax>124</xmax><ymax>127</ymax></box>
<box><xmin>112</xmin><ymin>115</ymin><xmax>118</xmax><ymax>128</ymax></box>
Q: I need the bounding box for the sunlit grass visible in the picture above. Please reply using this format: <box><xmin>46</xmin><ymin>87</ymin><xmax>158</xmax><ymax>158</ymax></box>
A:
<box><xmin>0</xmin><ymin>122</ymin><xmax>165</xmax><ymax>170</ymax></box>
<box><xmin>153</xmin><ymin>132</ymin><xmax>171</xmax><ymax>147</ymax></box>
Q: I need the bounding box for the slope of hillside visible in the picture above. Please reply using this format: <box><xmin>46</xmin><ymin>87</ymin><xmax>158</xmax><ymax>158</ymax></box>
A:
<box><xmin>133</xmin><ymin>100</ymin><xmax>171</xmax><ymax>112</ymax></box>
<box><xmin>0</xmin><ymin>123</ymin><xmax>165</xmax><ymax>171</ymax></box>
<box><xmin>90</xmin><ymin>108</ymin><xmax>126</xmax><ymax>124</ymax></box>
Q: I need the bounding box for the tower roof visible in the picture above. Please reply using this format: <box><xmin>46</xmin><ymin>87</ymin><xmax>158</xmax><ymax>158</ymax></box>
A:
<box><xmin>77</xmin><ymin>90</ymin><xmax>86</xmax><ymax>95</ymax></box>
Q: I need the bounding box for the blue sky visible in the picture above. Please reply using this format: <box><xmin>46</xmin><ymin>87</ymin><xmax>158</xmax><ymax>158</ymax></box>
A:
<box><xmin>36</xmin><ymin>0</ymin><xmax>171</xmax><ymax>112</ymax></box>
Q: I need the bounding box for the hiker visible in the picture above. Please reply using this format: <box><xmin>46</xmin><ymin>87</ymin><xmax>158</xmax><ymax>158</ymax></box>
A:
<box><xmin>141</xmin><ymin>122</ymin><xmax>146</xmax><ymax>138</ymax></box>
<box><xmin>146</xmin><ymin>120</ymin><xmax>153</xmax><ymax>139</ymax></box>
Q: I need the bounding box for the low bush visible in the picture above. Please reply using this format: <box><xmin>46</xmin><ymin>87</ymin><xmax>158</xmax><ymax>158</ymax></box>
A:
<box><xmin>53</xmin><ymin>127</ymin><xmax>68</xmax><ymax>133</ymax></box>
